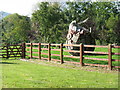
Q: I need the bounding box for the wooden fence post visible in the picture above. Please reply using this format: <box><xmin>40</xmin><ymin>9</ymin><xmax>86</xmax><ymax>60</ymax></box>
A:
<box><xmin>80</xmin><ymin>43</ymin><xmax>83</xmax><ymax>66</ymax></box>
<box><xmin>48</xmin><ymin>43</ymin><xmax>51</xmax><ymax>62</ymax></box>
<box><xmin>38</xmin><ymin>43</ymin><xmax>41</xmax><ymax>59</ymax></box>
<box><xmin>6</xmin><ymin>44</ymin><xmax>9</xmax><ymax>59</ymax></box>
<box><xmin>30</xmin><ymin>43</ymin><xmax>32</xmax><ymax>59</ymax></box>
<box><xmin>22</xmin><ymin>43</ymin><xmax>25</xmax><ymax>59</ymax></box>
<box><xmin>60</xmin><ymin>43</ymin><xmax>63</xmax><ymax>64</ymax></box>
<box><xmin>108</xmin><ymin>44</ymin><xmax>112</xmax><ymax>70</ymax></box>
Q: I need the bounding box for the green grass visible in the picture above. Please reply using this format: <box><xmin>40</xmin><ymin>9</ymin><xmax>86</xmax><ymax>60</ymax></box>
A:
<box><xmin>26</xmin><ymin>46</ymin><xmax>120</xmax><ymax>67</ymax></box>
<box><xmin>1</xmin><ymin>59</ymin><xmax>119</xmax><ymax>88</ymax></box>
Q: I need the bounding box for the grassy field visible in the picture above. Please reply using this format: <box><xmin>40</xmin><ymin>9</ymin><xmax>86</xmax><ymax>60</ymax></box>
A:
<box><xmin>26</xmin><ymin>46</ymin><xmax>120</xmax><ymax>67</ymax></box>
<box><xmin>1</xmin><ymin>59</ymin><xmax>119</xmax><ymax>88</ymax></box>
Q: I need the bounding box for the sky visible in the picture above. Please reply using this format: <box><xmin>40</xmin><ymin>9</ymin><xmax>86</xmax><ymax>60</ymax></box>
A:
<box><xmin>0</xmin><ymin>0</ymin><xmax>68</xmax><ymax>16</ymax></box>
<box><xmin>0</xmin><ymin>0</ymin><xmax>40</xmax><ymax>16</ymax></box>
<box><xmin>0</xmin><ymin>0</ymin><xmax>119</xmax><ymax>16</ymax></box>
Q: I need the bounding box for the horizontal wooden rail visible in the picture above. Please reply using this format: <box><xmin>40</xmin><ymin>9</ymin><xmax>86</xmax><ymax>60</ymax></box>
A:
<box><xmin>8</xmin><ymin>50</ymin><xmax>22</xmax><ymax>52</ymax></box>
<box><xmin>84</xmin><ymin>63</ymin><xmax>108</xmax><ymax>67</ymax></box>
<box><xmin>1</xmin><ymin>54</ymin><xmax>7</xmax><ymax>55</ymax></box>
<box><xmin>64</xmin><ymin>61</ymin><xmax>80</xmax><ymax>64</ymax></box>
<box><xmin>51</xmin><ymin>49</ymin><xmax>60</xmax><ymax>51</ymax></box>
<box><xmin>64</xmin><ymin>55</ymin><xmax>79</xmax><ymax>59</ymax></box>
<box><xmin>51</xmin><ymin>58</ymin><xmax>61</xmax><ymax>62</ymax></box>
<box><xmin>32</xmin><ymin>47</ymin><xmax>39</xmax><ymax>50</ymax></box>
<box><xmin>32</xmin><ymin>43</ymin><xmax>39</xmax><ymax>45</ymax></box>
<box><xmin>8</xmin><ymin>45</ymin><xmax>22</xmax><ymax>46</ymax></box>
<box><xmin>112</xmin><ymin>53</ymin><xmax>120</xmax><ymax>55</ymax></box>
<box><xmin>0</xmin><ymin>52</ymin><xmax>6</xmax><ymax>53</ymax></box>
<box><xmin>63</xmin><ymin>44</ymin><xmax>80</xmax><ymax>47</ymax></box>
<box><xmin>8</xmin><ymin>53</ymin><xmax>22</xmax><ymax>55</ymax></box>
<box><xmin>112</xmin><ymin>66</ymin><xmax>120</xmax><ymax>68</ymax></box>
<box><xmin>0</xmin><ymin>49</ymin><xmax>7</xmax><ymax>50</ymax></box>
<box><xmin>41</xmin><ymin>53</ymin><xmax>48</xmax><ymax>55</ymax></box>
<box><xmin>8</xmin><ymin>56</ymin><xmax>22</xmax><ymax>57</ymax></box>
<box><xmin>112</xmin><ymin>59</ymin><xmax>120</xmax><ymax>61</ymax></box>
<box><xmin>41</xmin><ymin>43</ymin><xmax>48</xmax><ymax>45</ymax></box>
<box><xmin>84</xmin><ymin>57</ymin><xmax>108</xmax><ymax>61</ymax></box>
<box><xmin>26</xmin><ymin>47</ymin><xmax>31</xmax><ymax>49</ymax></box>
<box><xmin>26</xmin><ymin>51</ymin><xmax>31</xmax><ymax>53</ymax></box>
<box><xmin>51</xmin><ymin>54</ymin><xmax>60</xmax><ymax>56</ymax></box>
<box><xmin>0</xmin><ymin>44</ymin><xmax>25</xmax><ymax>59</ymax></box>
<box><xmin>112</xmin><ymin>46</ymin><xmax>120</xmax><ymax>48</ymax></box>
<box><xmin>26</xmin><ymin>55</ymin><xmax>31</xmax><ymax>57</ymax></box>
<box><xmin>51</xmin><ymin>44</ymin><xmax>61</xmax><ymax>46</ymax></box>
<box><xmin>24</xmin><ymin>43</ymin><xmax>120</xmax><ymax>70</ymax></box>
<box><xmin>64</xmin><ymin>50</ymin><xmax>80</xmax><ymax>53</ymax></box>
<box><xmin>41</xmin><ymin>57</ymin><xmax>48</xmax><ymax>60</ymax></box>
<box><xmin>41</xmin><ymin>48</ymin><xmax>48</xmax><ymax>50</ymax></box>
<box><xmin>8</xmin><ymin>48</ymin><xmax>22</xmax><ymax>49</ymax></box>
<box><xmin>32</xmin><ymin>52</ymin><xmax>38</xmax><ymax>54</ymax></box>
<box><xmin>26</xmin><ymin>43</ymin><xmax>31</xmax><ymax>45</ymax></box>
<box><xmin>32</xmin><ymin>56</ymin><xmax>39</xmax><ymax>58</ymax></box>
<box><xmin>84</xmin><ymin>51</ymin><xmax>108</xmax><ymax>55</ymax></box>
<box><xmin>84</xmin><ymin>45</ymin><xmax>108</xmax><ymax>48</ymax></box>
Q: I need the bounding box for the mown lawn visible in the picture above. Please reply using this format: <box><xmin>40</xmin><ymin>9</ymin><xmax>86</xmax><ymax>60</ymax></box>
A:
<box><xmin>1</xmin><ymin>59</ymin><xmax>119</xmax><ymax>88</ymax></box>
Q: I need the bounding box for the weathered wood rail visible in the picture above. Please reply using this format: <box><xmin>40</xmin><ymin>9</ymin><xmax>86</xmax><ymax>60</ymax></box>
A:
<box><xmin>25</xmin><ymin>43</ymin><xmax>120</xmax><ymax>70</ymax></box>
<box><xmin>0</xmin><ymin>43</ymin><xmax>25</xmax><ymax>58</ymax></box>
<box><xmin>0</xmin><ymin>43</ymin><xmax>119</xmax><ymax>70</ymax></box>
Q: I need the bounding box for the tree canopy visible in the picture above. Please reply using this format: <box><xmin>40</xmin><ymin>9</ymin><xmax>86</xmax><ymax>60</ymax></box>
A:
<box><xmin>1</xmin><ymin>1</ymin><xmax>120</xmax><ymax>45</ymax></box>
<box><xmin>0</xmin><ymin>13</ymin><xmax>31</xmax><ymax>45</ymax></box>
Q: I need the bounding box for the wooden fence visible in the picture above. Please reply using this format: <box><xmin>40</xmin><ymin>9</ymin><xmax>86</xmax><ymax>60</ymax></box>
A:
<box><xmin>25</xmin><ymin>43</ymin><xmax>120</xmax><ymax>70</ymax></box>
<box><xmin>0</xmin><ymin>43</ymin><xmax>25</xmax><ymax>58</ymax></box>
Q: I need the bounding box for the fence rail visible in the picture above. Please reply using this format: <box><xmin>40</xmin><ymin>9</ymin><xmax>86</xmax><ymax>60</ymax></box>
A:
<box><xmin>0</xmin><ymin>43</ymin><xmax>25</xmax><ymax>58</ymax></box>
<box><xmin>0</xmin><ymin>43</ymin><xmax>119</xmax><ymax>70</ymax></box>
<box><xmin>25</xmin><ymin>43</ymin><xmax>120</xmax><ymax>70</ymax></box>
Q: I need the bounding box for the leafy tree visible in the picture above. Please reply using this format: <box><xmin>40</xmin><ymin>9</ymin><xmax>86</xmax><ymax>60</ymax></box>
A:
<box><xmin>1</xmin><ymin>1</ymin><xmax>119</xmax><ymax>46</ymax></box>
<box><xmin>0</xmin><ymin>13</ymin><xmax>31</xmax><ymax>45</ymax></box>
<box><xmin>31</xmin><ymin>1</ymin><xmax>120</xmax><ymax>45</ymax></box>
<box><xmin>32</xmin><ymin>2</ymin><xmax>65</xmax><ymax>43</ymax></box>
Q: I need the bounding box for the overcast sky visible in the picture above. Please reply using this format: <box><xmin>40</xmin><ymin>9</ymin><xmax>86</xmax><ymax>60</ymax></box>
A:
<box><xmin>0</xmin><ymin>0</ymin><xmax>119</xmax><ymax>16</ymax></box>
<box><xmin>0</xmin><ymin>0</ymin><xmax>69</xmax><ymax>16</ymax></box>
<box><xmin>0</xmin><ymin>0</ymin><xmax>40</xmax><ymax>16</ymax></box>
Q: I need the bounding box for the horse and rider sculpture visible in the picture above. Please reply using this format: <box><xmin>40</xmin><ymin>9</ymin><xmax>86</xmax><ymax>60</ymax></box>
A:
<box><xmin>66</xmin><ymin>18</ymin><xmax>95</xmax><ymax>56</ymax></box>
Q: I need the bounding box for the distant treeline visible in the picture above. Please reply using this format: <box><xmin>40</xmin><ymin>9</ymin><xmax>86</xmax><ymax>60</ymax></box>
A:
<box><xmin>0</xmin><ymin>2</ymin><xmax>120</xmax><ymax>45</ymax></box>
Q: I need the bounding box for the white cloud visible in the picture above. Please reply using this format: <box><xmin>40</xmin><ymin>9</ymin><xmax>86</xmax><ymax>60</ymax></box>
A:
<box><xmin>1</xmin><ymin>0</ymin><xmax>119</xmax><ymax>16</ymax></box>
<box><xmin>0</xmin><ymin>0</ymin><xmax>39</xmax><ymax>16</ymax></box>
<box><xmin>0</xmin><ymin>0</ymin><xmax>69</xmax><ymax>16</ymax></box>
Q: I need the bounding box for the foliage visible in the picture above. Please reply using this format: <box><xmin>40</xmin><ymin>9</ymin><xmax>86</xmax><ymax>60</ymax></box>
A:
<box><xmin>31</xmin><ymin>1</ymin><xmax>120</xmax><ymax>45</ymax></box>
<box><xmin>0</xmin><ymin>13</ymin><xmax>31</xmax><ymax>45</ymax></box>
<box><xmin>65</xmin><ymin>2</ymin><xmax>120</xmax><ymax>45</ymax></box>
<box><xmin>1</xmin><ymin>1</ymin><xmax>120</xmax><ymax>45</ymax></box>
<box><xmin>32</xmin><ymin>2</ymin><xmax>66</xmax><ymax>43</ymax></box>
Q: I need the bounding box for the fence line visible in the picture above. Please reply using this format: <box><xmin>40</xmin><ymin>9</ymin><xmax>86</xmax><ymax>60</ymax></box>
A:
<box><xmin>0</xmin><ymin>43</ymin><xmax>25</xmax><ymax>58</ymax></box>
<box><xmin>0</xmin><ymin>43</ymin><xmax>119</xmax><ymax>70</ymax></box>
<box><xmin>25</xmin><ymin>43</ymin><xmax>120</xmax><ymax>70</ymax></box>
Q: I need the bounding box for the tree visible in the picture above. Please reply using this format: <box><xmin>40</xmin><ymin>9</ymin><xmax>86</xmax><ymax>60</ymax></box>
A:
<box><xmin>32</xmin><ymin>2</ymin><xmax>65</xmax><ymax>43</ymax></box>
<box><xmin>0</xmin><ymin>13</ymin><xmax>31</xmax><ymax>45</ymax></box>
<box><xmin>65</xmin><ymin>1</ymin><xmax>120</xmax><ymax>45</ymax></box>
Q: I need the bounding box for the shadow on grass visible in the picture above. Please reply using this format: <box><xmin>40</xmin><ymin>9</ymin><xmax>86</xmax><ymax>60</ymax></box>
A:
<box><xmin>0</xmin><ymin>62</ymin><xmax>19</xmax><ymax>64</ymax></box>
<box><xmin>84</xmin><ymin>53</ymin><xmax>107</xmax><ymax>56</ymax></box>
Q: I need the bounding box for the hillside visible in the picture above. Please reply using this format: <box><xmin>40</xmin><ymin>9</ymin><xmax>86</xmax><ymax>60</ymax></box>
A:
<box><xmin>0</xmin><ymin>11</ymin><xmax>10</xmax><ymax>19</ymax></box>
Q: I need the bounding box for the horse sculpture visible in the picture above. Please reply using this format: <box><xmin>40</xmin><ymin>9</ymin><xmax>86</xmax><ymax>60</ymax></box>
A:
<box><xmin>66</xmin><ymin>18</ymin><xmax>95</xmax><ymax>56</ymax></box>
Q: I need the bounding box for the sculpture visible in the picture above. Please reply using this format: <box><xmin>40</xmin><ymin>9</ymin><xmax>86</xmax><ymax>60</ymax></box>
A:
<box><xmin>66</xmin><ymin>18</ymin><xmax>95</xmax><ymax>56</ymax></box>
